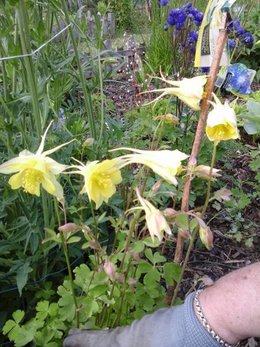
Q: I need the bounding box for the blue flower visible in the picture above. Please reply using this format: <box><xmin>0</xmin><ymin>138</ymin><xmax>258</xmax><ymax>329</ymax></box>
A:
<box><xmin>240</xmin><ymin>32</ymin><xmax>254</xmax><ymax>46</ymax></box>
<box><xmin>176</xmin><ymin>9</ymin><xmax>187</xmax><ymax>24</ymax></box>
<box><xmin>159</xmin><ymin>0</ymin><xmax>168</xmax><ymax>6</ymax></box>
<box><xmin>175</xmin><ymin>20</ymin><xmax>186</xmax><ymax>30</ymax></box>
<box><xmin>201</xmin><ymin>67</ymin><xmax>210</xmax><ymax>73</ymax></box>
<box><xmin>187</xmin><ymin>8</ymin><xmax>203</xmax><ymax>26</ymax></box>
<box><xmin>233</xmin><ymin>19</ymin><xmax>245</xmax><ymax>36</ymax></box>
<box><xmin>187</xmin><ymin>30</ymin><xmax>198</xmax><ymax>45</ymax></box>
<box><xmin>167</xmin><ymin>13</ymin><xmax>176</xmax><ymax>26</ymax></box>
<box><xmin>228</xmin><ymin>38</ymin><xmax>236</xmax><ymax>51</ymax></box>
<box><xmin>182</xmin><ymin>2</ymin><xmax>192</xmax><ymax>10</ymax></box>
<box><xmin>167</xmin><ymin>9</ymin><xmax>187</xmax><ymax>27</ymax></box>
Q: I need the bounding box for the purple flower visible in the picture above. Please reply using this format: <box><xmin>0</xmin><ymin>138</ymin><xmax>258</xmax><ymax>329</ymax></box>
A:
<box><xmin>168</xmin><ymin>8</ymin><xmax>187</xmax><ymax>27</ymax></box>
<box><xmin>233</xmin><ymin>19</ymin><xmax>245</xmax><ymax>36</ymax></box>
<box><xmin>201</xmin><ymin>67</ymin><xmax>210</xmax><ymax>73</ymax></box>
<box><xmin>175</xmin><ymin>21</ymin><xmax>185</xmax><ymax>30</ymax></box>
<box><xmin>228</xmin><ymin>38</ymin><xmax>236</xmax><ymax>50</ymax></box>
<box><xmin>240</xmin><ymin>32</ymin><xmax>254</xmax><ymax>46</ymax></box>
<box><xmin>187</xmin><ymin>30</ymin><xmax>198</xmax><ymax>45</ymax></box>
<box><xmin>194</xmin><ymin>11</ymin><xmax>203</xmax><ymax>25</ymax></box>
<box><xmin>182</xmin><ymin>2</ymin><xmax>192</xmax><ymax>10</ymax></box>
<box><xmin>159</xmin><ymin>0</ymin><xmax>168</xmax><ymax>6</ymax></box>
<box><xmin>167</xmin><ymin>13</ymin><xmax>176</xmax><ymax>26</ymax></box>
<box><xmin>187</xmin><ymin>8</ymin><xmax>203</xmax><ymax>26</ymax></box>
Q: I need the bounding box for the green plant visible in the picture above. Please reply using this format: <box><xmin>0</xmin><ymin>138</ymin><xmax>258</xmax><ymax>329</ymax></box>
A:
<box><xmin>105</xmin><ymin>0</ymin><xmax>134</xmax><ymax>32</ymax></box>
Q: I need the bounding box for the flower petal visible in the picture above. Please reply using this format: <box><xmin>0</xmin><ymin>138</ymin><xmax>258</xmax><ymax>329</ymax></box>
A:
<box><xmin>36</xmin><ymin>121</ymin><xmax>53</xmax><ymax>155</ymax></box>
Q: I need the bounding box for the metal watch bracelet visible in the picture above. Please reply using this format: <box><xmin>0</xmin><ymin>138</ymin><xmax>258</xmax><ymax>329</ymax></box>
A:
<box><xmin>194</xmin><ymin>290</ymin><xmax>239</xmax><ymax>347</ymax></box>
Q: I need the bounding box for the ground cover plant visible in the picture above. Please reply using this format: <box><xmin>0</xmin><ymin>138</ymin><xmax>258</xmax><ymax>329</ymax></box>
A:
<box><xmin>0</xmin><ymin>1</ymin><xmax>259</xmax><ymax>346</ymax></box>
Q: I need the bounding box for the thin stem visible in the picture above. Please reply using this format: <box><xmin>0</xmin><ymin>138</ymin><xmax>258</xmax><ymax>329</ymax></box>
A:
<box><xmin>171</xmin><ymin>228</ymin><xmax>197</xmax><ymax>306</ymax></box>
<box><xmin>96</xmin><ymin>17</ymin><xmax>105</xmax><ymax>148</ymax></box>
<box><xmin>17</xmin><ymin>2</ymin><xmax>42</xmax><ymax>139</ymax></box>
<box><xmin>201</xmin><ymin>142</ymin><xmax>217</xmax><ymax>217</ymax></box>
<box><xmin>60</xmin><ymin>232</ymin><xmax>80</xmax><ymax>327</ymax></box>
<box><xmin>60</xmin><ymin>0</ymin><xmax>96</xmax><ymax>140</ymax></box>
<box><xmin>101</xmin><ymin>211</ymin><xmax>141</xmax><ymax>327</ymax></box>
<box><xmin>54</xmin><ymin>200</ymin><xmax>80</xmax><ymax>328</ymax></box>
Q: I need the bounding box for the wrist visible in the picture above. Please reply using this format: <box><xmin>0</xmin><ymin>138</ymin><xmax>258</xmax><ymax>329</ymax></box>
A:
<box><xmin>195</xmin><ymin>288</ymin><xmax>241</xmax><ymax>346</ymax></box>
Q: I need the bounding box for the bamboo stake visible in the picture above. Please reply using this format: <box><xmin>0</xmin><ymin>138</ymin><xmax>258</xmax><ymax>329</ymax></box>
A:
<box><xmin>174</xmin><ymin>12</ymin><xmax>228</xmax><ymax>264</ymax></box>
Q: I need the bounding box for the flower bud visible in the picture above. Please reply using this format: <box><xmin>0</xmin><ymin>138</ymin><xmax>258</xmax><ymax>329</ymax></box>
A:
<box><xmin>117</xmin><ymin>273</ymin><xmax>125</xmax><ymax>284</ymax></box>
<box><xmin>58</xmin><ymin>222</ymin><xmax>78</xmax><ymax>233</ymax></box>
<box><xmin>104</xmin><ymin>260</ymin><xmax>116</xmax><ymax>282</ymax></box>
<box><xmin>163</xmin><ymin>208</ymin><xmax>178</xmax><ymax>219</ymax></box>
<box><xmin>128</xmin><ymin>278</ymin><xmax>137</xmax><ymax>286</ymax></box>
<box><xmin>151</xmin><ymin>180</ymin><xmax>162</xmax><ymax>195</ymax></box>
<box><xmin>83</xmin><ymin>138</ymin><xmax>94</xmax><ymax>147</ymax></box>
<box><xmin>194</xmin><ymin>165</ymin><xmax>221</xmax><ymax>180</ymax></box>
<box><xmin>156</xmin><ymin>113</ymin><xmax>179</xmax><ymax>125</ymax></box>
<box><xmin>199</xmin><ymin>225</ymin><xmax>213</xmax><ymax>250</ymax></box>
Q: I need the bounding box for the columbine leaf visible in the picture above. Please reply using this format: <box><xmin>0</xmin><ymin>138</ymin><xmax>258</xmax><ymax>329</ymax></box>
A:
<box><xmin>13</xmin><ymin>310</ymin><xmax>25</xmax><ymax>324</ymax></box>
<box><xmin>163</xmin><ymin>262</ymin><xmax>182</xmax><ymax>285</ymax></box>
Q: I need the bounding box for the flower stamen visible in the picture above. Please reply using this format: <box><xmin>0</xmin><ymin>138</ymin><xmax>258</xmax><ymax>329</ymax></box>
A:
<box><xmin>22</xmin><ymin>169</ymin><xmax>43</xmax><ymax>195</ymax></box>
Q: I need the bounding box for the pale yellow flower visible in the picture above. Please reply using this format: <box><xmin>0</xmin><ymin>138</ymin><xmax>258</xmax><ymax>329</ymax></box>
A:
<box><xmin>70</xmin><ymin>159</ymin><xmax>123</xmax><ymax>209</ymax></box>
<box><xmin>0</xmin><ymin>122</ymin><xmax>71</xmax><ymax>200</ymax></box>
<box><xmin>143</xmin><ymin>75</ymin><xmax>207</xmax><ymax>111</ymax></box>
<box><xmin>136</xmin><ymin>188</ymin><xmax>171</xmax><ymax>242</ymax></box>
<box><xmin>113</xmin><ymin>147</ymin><xmax>188</xmax><ymax>186</ymax></box>
<box><xmin>206</xmin><ymin>94</ymin><xmax>239</xmax><ymax>144</ymax></box>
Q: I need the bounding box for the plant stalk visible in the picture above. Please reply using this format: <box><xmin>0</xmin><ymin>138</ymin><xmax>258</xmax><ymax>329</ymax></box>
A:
<box><xmin>174</xmin><ymin>12</ymin><xmax>228</xmax><ymax>264</ymax></box>
<box><xmin>60</xmin><ymin>0</ymin><xmax>97</xmax><ymax>140</ymax></box>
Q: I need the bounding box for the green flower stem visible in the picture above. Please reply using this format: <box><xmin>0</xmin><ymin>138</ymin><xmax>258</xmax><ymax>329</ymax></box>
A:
<box><xmin>89</xmin><ymin>201</ymin><xmax>101</xmax><ymax>265</ymax></box>
<box><xmin>101</xmin><ymin>211</ymin><xmax>141</xmax><ymax>327</ymax></box>
<box><xmin>112</xmin><ymin>258</ymin><xmax>133</xmax><ymax>327</ymax></box>
<box><xmin>60</xmin><ymin>0</ymin><xmax>96</xmax><ymax>140</ymax></box>
<box><xmin>12</xmin><ymin>14</ymin><xmax>19</xmax><ymax>96</ymax></box>
<box><xmin>60</xmin><ymin>232</ymin><xmax>80</xmax><ymax>328</ymax></box>
<box><xmin>201</xmin><ymin>142</ymin><xmax>218</xmax><ymax>217</ymax></box>
<box><xmin>41</xmin><ymin>190</ymin><xmax>50</xmax><ymax>229</ymax></box>
<box><xmin>171</xmin><ymin>226</ymin><xmax>197</xmax><ymax>306</ymax></box>
<box><xmin>97</xmin><ymin>49</ymin><xmax>105</xmax><ymax>147</ymax></box>
<box><xmin>17</xmin><ymin>2</ymin><xmax>42</xmax><ymax>139</ymax></box>
<box><xmin>96</xmin><ymin>17</ymin><xmax>105</xmax><ymax>148</ymax></box>
<box><xmin>54</xmin><ymin>200</ymin><xmax>80</xmax><ymax>328</ymax></box>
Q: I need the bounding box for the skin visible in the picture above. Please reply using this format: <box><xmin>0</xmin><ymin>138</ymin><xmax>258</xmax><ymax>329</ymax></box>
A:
<box><xmin>197</xmin><ymin>262</ymin><xmax>260</xmax><ymax>344</ymax></box>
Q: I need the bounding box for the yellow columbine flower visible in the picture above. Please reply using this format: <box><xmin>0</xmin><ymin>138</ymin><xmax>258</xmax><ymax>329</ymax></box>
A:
<box><xmin>113</xmin><ymin>147</ymin><xmax>188</xmax><ymax>186</ymax></box>
<box><xmin>143</xmin><ymin>75</ymin><xmax>207</xmax><ymax>111</ymax></box>
<box><xmin>70</xmin><ymin>159</ymin><xmax>123</xmax><ymax>209</ymax></box>
<box><xmin>206</xmin><ymin>94</ymin><xmax>239</xmax><ymax>144</ymax></box>
<box><xmin>0</xmin><ymin>122</ymin><xmax>71</xmax><ymax>200</ymax></box>
<box><xmin>136</xmin><ymin>188</ymin><xmax>171</xmax><ymax>242</ymax></box>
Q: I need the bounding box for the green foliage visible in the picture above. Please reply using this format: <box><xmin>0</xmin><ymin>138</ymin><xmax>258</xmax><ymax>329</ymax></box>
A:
<box><xmin>3</xmin><ymin>241</ymin><xmax>182</xmax><ymax>346</ymax></box>
<box><xmin>234</xmin><ymin>91</ymin><xmax>260</xmax><ymax>136</ymax></box>
<box><xmin>105</xmin><ymin>0</ymin><xmax>133</xmax><ymax>32</ymax></box>
<box><xmin>1</xmin><ymin>1</ymin><xmax>259</xmax><ymax>346</ymax></box>
<box><xmin>146</xmin><ymin>0</ymin><xmax>174</xmax><ymax>74</ymax></box>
